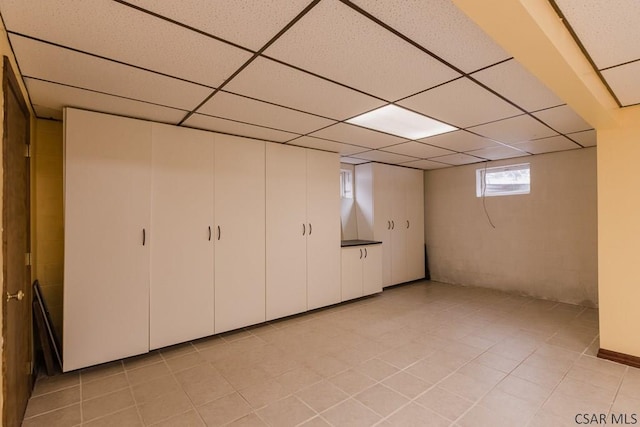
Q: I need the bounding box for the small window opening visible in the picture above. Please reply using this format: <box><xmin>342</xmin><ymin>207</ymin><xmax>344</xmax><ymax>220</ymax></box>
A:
<box><xmin>476</xmin><ymin>163</ymin><xmax>530</xmax><ymax>197</ymax></box>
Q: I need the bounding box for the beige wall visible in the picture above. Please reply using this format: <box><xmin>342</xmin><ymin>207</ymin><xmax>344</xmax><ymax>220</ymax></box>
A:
<box><xmin>424</xmin><ymin>147</ymin><xmax>598</xmax><ymax>306</ymax></box>
<box><xmin>597</xmin><ymin>108</ymin><xmax>640</xmax><ymax>357</ymax></box>
<box><xmin>33</xmin><ymin>119</ymin><xmax>64</xmax><ymax>338</ymax></box>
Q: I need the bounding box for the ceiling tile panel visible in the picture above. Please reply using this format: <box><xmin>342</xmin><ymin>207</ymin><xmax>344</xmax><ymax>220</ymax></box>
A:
<box><xmin>183</xmin><ymin>113</ymin><xmax>299</xmax><ymax>143</ymax></box>
<box><xmin>0</xmin><ymin>0</ymin><xmax>251</xmax><ymax>87</ymax></box>
<box><xmin>419</xmin><ymin>130</ymin><xmax>500</xmax><ymax>152</ymax></box>
<box><xmin>286</xmin><ymin>136</ymin><xmax>365</xmax><ymax>155</ymax></box>
<box><xmin>468</xmin><ymin>115</ymin><xmax>559</xmax><ymax>144</ymax></box>
<box><xmin>309</xmin><ymin>123</ymin><xmax>408</xmax><ymax>149</ymax></box>
<box><xmin>601</xmin><ymin>62</ymin><xmax>640</xmax><ymax>107</ymax></box>
<box><xmin>472</xmin><ymin>59</ymin><xmax>564</xmax><ymax>112</ymax></box>
<box><xmin>264</xmin><ymin>0</ymin><xmax>460</xmax><ymax>101</ymax></box>
<box><xmin>382</xmin><ymin>141</ymin><xmax>454</xmax><ymax>159</ymax></box>
<box><xmin>340</xmin><ymin>157</ymin><xmax>370</xmax><ymax>165</ymax></box>
<box><xmin>532</xmin><ymin>104</ymin><xmax>592</xmax><ymax>134</ymax></box>
<box><xmin>510</xmin><ymin>135</ymin><xmax>580</xmax><ymax>155</ymax></box>
<box><xmin>198</xmin><ymin>91</ymin><xmax>336</xmax><ymax>134</ymax></box>
<box><xmin>567</xmin><ymin>129</ymin><xmax>597</xmax><ymax>147</ymax></box>
<box><xmin>352</xmin><ymin>0</ymin><xmax>510</xmax><ymax>72</ymax></box>
<box><xmin>25</xmin><ymin>78</ymin><xmax>187</xmax><ymax>124</ymax></box>
<box><xmin>554</xmin><ymin>0</ymin><xmax>640</xmax><ymax>69</ymax></box>
<box><xmin>122</xmin><ymin>0</ymin><xmax>313</xmax><ymax>51</ymax></box>
<box><xmin>352</xmin><ymin>150</ymin><xmax>417</xmax><ymax>163</ymax></box>
<box><xmin>398</xmin><ymin>78</ymin><xmax>522</xmax><ymax>128</ymax></box>
<box><xmin>225</xmin><ymin>57</ymin><xmax>385</xmax><ymax>120</ymax></box>
<box><xmin>401</xmin><ymin>159</ymin><xmax>449</xmax><ymax>170</ymax></box>
<box><xmin>466</xmin><ymin>146</ymin><xmax>529</xmax><ymax>161</ymax></box>
<box><xmin>430</xmin><ymin>153</ymin><xmax>483</xmax><ymax>166</ymax></box>
<box><xmin>11</xmin><ymin>35</ymin><xmax>212</xmax><ymax>111</ymax></box>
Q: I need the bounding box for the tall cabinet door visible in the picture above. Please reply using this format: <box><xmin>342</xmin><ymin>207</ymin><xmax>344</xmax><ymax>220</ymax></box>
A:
<box><xmin>307</xmin><ymin>150</ymin><xmax>341</xmax><ymax>309</ymax></box>
<box><xmin>150</xmin><ymin>124</ymin><xmax>215</xmax><ymax>349</ymax></box>
<box><xmin>373</xmin><ymin>164</ymin><xmax>393</xmax><ymax>287</ymax></box>
<box><xmin>266</xmin><ymin>144</ymin><xmax>307</xmax><ymax>320</ymax></box>
<box><xmin>390</xmin><ymin>167</ymin><xmax>408</xmax><ymax>285</ymax></box>
<box><xmin>63</xmin><ymin>108</ymin><xmax>151</xmax><ymax>371</ymax></box>
<box><xmin>404</xmin><ymin>168</ymin><xmax>425</xmax><ymax>281</ymax></box>
<box><xmin>215</xmin><ymin>135</ymin><xmax>266</xmax><ymax>333</ymax></box>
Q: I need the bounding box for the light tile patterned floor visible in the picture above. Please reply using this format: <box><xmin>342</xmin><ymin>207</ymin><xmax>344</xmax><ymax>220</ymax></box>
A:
<box><xmin>22</xmin><ymin>281</ymin><xmax>640</xmax><ymax>426</ymax></box>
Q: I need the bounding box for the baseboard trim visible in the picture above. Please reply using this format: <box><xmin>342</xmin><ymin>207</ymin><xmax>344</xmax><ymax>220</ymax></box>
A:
<box><xmin>597</xmin><ymin>348</ymin><xmax>640</xmax><ymax>369</ymax></box>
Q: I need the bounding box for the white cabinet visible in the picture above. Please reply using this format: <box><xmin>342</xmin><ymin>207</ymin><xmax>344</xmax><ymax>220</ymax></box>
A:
<box><xmin>214</xmin><ymin>135</ymin><xmax>266</xmax><ymax>333</ymax></box>
<box><xmin>63</xmin><ymin>109</ymin><xmax>151</xmax><ymax>371</ymax></box>
<box><xmin>341</xmin><ymin>244</ymin><xmax>382</xmax><ymax>301</ymax></box>
<box><xmin>362</xmin><ymin>245</ymin><xmax>383</xmax><ymax>296</ymax></box>
<box><xmin>355</xmin><ymin>163</ymin><xmax>425</xmax><ymax>287</ymax></box>
<box><xmin>149</xmin><ymin>124</ymin><xmax>214</xmax><ymax>350</ymax></box>
<box><xmin>266</xmin><ymin>145</ymin><xmax>340</xmax><ymax>320</ymax></box>
<box><xmin>306</xmin><ymin>150</ymin><xmax>341</xmax><ymax>310</ymax></box>
<box><xmin>266</xmin><ymin>144</ymin><xmax>308</xmax><ymax>320</ymax></box>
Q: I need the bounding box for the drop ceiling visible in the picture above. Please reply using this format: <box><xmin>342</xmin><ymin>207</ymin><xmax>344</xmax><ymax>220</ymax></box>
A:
<box><xmin>0</xmin><ymin>0</ymin><xmax>616</xmax><ymax>170</ymax></box>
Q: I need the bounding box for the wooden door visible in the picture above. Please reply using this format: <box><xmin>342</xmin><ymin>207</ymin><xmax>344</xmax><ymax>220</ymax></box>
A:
<box><xmin>306</xmin><ymin>149</ymin><xmax>341</xmax><ymax>310</ymax></box>
<box><xmin>265</xmin><ymin>144</ymin><xmax>307</xmax><ymax>320</ymax></box>
<box><xmin>63</xmin><ymin>109</ymin><xmax>151</xmax><ymax>371</ymax></box>
<box><xmin>214</xmin><ymin>135</ymin><xmax>265</xmax><ymax>333</ymax></box>
<box><xmin>150</xmin><ymin>124</ymin><xmax>214</xmax><ymax>349</ymax></box>
<box><xmin>2</xmin><ymin>57</ymin><xmax>32</xmax><ymax>427</ymax></box>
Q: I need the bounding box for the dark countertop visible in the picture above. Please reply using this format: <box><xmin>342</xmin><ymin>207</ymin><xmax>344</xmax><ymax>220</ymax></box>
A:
<box><xmin>341</xmin><ymin>239</ymin><xmax>383</xmax><ymax>247</ymax></box>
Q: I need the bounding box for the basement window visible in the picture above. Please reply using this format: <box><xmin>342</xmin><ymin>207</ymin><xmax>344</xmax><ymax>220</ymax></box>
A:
<box><xmin>476</xmin><ymin>163</ymin><xmax>530</xmax><ymax>197</ymax></box>
<box><xmin>340</xmin><ymin>169</ymin><xmax>353</xmax><ymax>199</ymax></box>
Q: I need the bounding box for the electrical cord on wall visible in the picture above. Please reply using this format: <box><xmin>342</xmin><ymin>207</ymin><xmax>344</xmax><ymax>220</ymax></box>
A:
<box><xmin>481</xmin><ymin>162</ymin><xmax>496</xmax><ymax>229</ymax></box>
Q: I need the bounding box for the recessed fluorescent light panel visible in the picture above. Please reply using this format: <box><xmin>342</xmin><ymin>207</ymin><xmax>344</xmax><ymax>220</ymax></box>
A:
<box><xmin>347</xmin><ymin>105</ymin><xmax>457</xmax><ymax>140</ymax></box>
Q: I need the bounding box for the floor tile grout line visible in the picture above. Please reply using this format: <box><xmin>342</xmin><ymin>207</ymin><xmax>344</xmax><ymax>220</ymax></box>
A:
<box><xmin>606</xmin><ymin>365</ymin><xmax>629</xmax><ymax>417</ymax></box>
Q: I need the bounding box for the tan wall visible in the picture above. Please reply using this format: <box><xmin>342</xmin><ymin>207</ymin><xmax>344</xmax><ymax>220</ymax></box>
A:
<box><xmin>33</xmin><ymin>119</ymin><xmax>64</xmax><ymax>338</ymax></box>
<box><xmin>424</xmin><ymin>147</ymin><xmax>598</xmax><ymax>306</ymax></box>
<box><xmin>597</xmin><ymin>109</ymin><xmax>640</xmax><ymax>357</ymax></box>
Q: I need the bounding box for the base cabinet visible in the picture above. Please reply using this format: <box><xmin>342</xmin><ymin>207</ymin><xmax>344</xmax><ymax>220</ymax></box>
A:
<box><xmin>341</xmin><ymin>245</ymin><xmax>382</xmax><ymax>301</ymax></box>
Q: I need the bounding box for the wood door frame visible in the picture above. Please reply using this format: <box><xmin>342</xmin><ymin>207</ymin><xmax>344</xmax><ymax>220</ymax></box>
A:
<box><xmin>2</xmin><ymin>55</ymin><xmax>33</xmax><ymax>426</ymax></box>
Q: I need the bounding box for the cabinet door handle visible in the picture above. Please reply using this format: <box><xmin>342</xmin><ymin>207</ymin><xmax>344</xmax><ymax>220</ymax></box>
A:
<box><xmin>217</xmin><ymin>226</ymin><xmax>221</xmax><ymax>240</ymax></box>
<box><xmin>391</xmin><ymin>220</ymin><xmax>395</xmax><ymax>230</ymax></box>
<box><xmin>364</xmin><ymin>248</ymin><xmax>368</xmax><ymax>258</ymax></box>
<box><xmin>387</xmin><ymin>220</ymin><xmax>391</xmax><ymax>230</ymax></box>
<box><xmin>142</xmin><ymin>228</ymin><xmax>146</xmax><ymax>246</ymax></box>
<box><xmin>360</xmin><ymin>248</ymin><xmax>363</xmax><ymax>259</ymax></box>
<box><xmin>303</xmin><ymin>223</ymin><xmax>306</xmax><ymax>236</ymax></box>
<box><xmin>208</xmin><ymin>226</ymin><xmax>212</xmax><ymax>241</ymax></box>
<box><xmin>309</xmin><ymin>223</ymin><xmax>312</xmax><ymax>235</ymax></box>
<box><xmin>407</xmin><ymin>220</ymin><xmax>410</xmax><ymax>229</ymax></box>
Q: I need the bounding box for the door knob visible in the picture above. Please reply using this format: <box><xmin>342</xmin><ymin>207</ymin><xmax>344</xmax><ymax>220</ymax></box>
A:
<box><xmin>7</xmin><ymin>290</ymin><xmax>24</xmax><ymax>302</ymax></box>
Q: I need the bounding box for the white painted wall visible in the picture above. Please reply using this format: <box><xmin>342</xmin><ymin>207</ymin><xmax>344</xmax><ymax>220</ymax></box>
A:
<box><xmin>424</xmin><ymin>148</ymin><xmax>598</xmax><ymax>306</ymax></box>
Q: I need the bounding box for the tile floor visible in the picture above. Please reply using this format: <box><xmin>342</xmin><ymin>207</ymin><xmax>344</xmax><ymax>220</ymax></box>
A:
<box><xmin>22</xmin><ymin>280</ymin><xmax>640</xmax><ymax>426</ymax></box>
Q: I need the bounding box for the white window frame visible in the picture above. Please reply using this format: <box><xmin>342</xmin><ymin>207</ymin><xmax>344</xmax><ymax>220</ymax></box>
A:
<box><xmin>340</xmin><ymin>169</ymin><xmax>353</xmax><ymax>199</ymax></box>
<box><xmin>476</xmin><ymin>163</ymin><xmax>530</xmax><ymax>197</ymax></box>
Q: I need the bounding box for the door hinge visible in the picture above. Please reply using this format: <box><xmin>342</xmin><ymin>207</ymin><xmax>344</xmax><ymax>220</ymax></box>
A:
<box><xmin>24</xmin><ymin>144</ymin><xmax>31</xmax><ymax>158</ymax></box>
<box><xmin>25</xmin><ymin>252</ymin><xmax>31</xmax><ymax>266</ymax></box>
